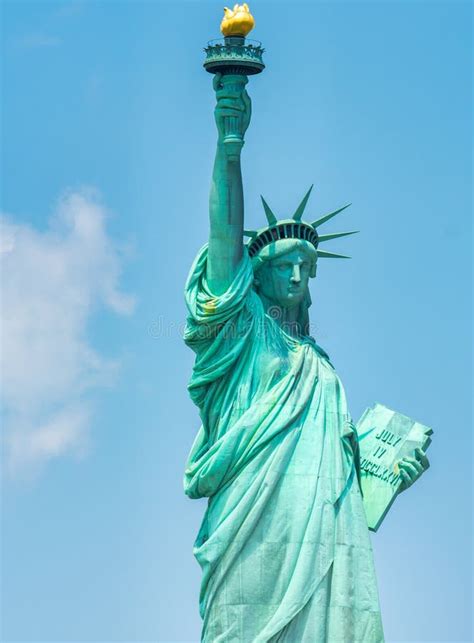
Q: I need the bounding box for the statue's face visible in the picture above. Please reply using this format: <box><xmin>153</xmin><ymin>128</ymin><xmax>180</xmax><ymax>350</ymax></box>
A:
<box><xmin>255</xmin><ymin>249</ymin><xmax>314</xmax><ymax>309</ymax></box>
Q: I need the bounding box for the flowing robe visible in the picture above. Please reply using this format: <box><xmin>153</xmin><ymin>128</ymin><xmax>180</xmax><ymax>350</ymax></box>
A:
<box><xmin>184</xmin><ymin>246</ymin><xmax>384</xmax><ymax>643</ymax></box>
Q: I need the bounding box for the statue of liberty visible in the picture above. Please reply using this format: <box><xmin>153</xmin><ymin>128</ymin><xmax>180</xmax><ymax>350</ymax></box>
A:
<box><xmin>183</xmin><ymin>6</ymin><xmax>430</xmax><ymax>642</ymax></box>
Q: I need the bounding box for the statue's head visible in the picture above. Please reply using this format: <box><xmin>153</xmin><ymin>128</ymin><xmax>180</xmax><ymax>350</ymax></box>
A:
<box><xmin>245</xmin><ymin>186</ymin><xmax>356</xmax><ymax>332</ymax></box>
<box><xmin>251</xmin><ymin>238</ymin><xmax>317</xmax><ymax>309</ymax></box>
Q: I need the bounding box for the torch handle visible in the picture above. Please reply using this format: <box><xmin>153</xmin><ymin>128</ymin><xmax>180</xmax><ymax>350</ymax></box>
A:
<box><xmin>219</xmin><ymin>74</ymin><xmax>249</xmax><ymax>160</ymax></box>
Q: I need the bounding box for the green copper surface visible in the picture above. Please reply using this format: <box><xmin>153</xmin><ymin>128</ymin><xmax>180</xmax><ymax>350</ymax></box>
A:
<box><xmin>183</xmin><ymin>21</ymin><xmax>431</xmax><ymax>642</ymax></box>
<box><xmin>204</xmin><ymin>37</ymin><xmax>265</xmax><ymax>76</ymax></box>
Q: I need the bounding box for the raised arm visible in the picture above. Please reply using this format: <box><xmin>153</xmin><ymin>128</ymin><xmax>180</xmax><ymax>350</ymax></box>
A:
<box><xmin>207</xmin><ymin>73</ymin><xmax>252</xmax><ymax>295</ymax></box>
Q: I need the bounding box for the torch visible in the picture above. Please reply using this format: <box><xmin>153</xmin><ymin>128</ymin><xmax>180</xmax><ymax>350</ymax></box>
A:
<box><xmin>203</xmin><ymin>4</ymin><xmax>265</xmax><ymax>159</ymax></box>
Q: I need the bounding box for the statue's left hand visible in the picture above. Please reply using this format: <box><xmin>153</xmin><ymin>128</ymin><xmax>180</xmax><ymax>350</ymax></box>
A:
<box><xmin>397</xmin><ymin>448</ymin><xmax>430</xmax><ymax>492</ymax></box>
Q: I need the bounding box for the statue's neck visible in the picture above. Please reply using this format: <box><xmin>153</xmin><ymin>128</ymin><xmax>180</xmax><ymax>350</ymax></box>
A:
<box><xmin>258</xmin><ymin>293</ymin><xmax>306</xmax><ymax>338</ymax></box>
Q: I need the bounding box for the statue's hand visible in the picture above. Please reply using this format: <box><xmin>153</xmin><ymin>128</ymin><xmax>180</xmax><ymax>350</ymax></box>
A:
<box><xmin>397</xmin><ymin>447</ymin><xmax>430</xmax><ymax>492</ymax></box>
<box><xmin>213</xmin><ymin>73</ymin><xmax>252</xmax><ymax>145</ymax></box>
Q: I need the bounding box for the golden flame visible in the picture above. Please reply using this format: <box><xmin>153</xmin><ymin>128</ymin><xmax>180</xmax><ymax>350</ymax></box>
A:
<box><xmin>220</xmin><ymin>3</ymin><xmax>255</xmax><ymax>37</ymax></box>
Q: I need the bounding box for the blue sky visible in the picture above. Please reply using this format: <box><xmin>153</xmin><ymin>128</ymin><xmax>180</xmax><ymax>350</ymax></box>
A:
<box><xmin>1</xmin><ymin>1</ymin><xmax>472</xmax><ymax>641</ymax></box>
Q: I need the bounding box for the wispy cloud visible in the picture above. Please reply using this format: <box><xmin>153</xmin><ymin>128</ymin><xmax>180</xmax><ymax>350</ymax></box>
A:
<box><xmin>1</xmin><ymin>189</ymin><xmax>135</xmax><ymax>477</ymax></box>
<box><xmin>53</xmin><ymin>1</ymin><xmax>85</xmax><ymax>19</ymax></box>
<box><xmin>11</xmin><ymin>0</ymin><xmax>86</xmax><ymax>51</ymax></box>
<box><xmin>14</xmin><ymin>33</ymin><xmax>62</xmax><ymax>49</ymax></box>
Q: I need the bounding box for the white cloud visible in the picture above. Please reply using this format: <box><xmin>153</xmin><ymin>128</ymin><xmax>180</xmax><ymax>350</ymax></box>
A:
<box><xmin>1</xmin><ymin>189</ymin><xmax>135</xmax><ymax>477</ymax></box>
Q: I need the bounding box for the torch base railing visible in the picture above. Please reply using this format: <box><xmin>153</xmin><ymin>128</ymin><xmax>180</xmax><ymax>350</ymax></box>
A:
<box><xmin>203</xmin><ymin>37</ymin><xmax>265</xmax><ymax>76</ymax></box>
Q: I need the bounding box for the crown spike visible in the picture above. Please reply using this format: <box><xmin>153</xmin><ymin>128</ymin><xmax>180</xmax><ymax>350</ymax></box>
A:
<box><xmin>243</xmin><ymin>229</ymin><xmax>258</xmax><ymax>238</ymax></box>
<box><xmin>312</xmin><ymin>203</ymin><xmax>351</xmax><ymax>228</ymax></box>
<box><xmin>260</xmin><ymin>195</ymin><xmax>277</xmax><ymax>225</ymax></box>
<box><xmin>318</xmin><ymin>230</ymin><xmax>359</xmax><ymax>243</ymax></box>
<box><xmin>317</xmin><ymin>249</ymin><xmax>351</xmax><ymax>259</ymax></box>
<box><xmin>293</xmin><ymin>185</ymin><xmax>314</xmax><ymax>221</ymax></box>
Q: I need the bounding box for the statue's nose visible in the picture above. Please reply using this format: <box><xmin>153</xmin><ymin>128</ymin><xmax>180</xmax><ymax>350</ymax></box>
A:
<box><xmin>291</xmin><ymin>265</ymin><xmax>301</xmax><ymax>283</ymax></box>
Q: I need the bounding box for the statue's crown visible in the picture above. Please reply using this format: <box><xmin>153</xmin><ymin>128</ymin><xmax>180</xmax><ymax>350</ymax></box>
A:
<box><xmin>245</xmin><ymin>186</ymin><xmax>358</xmax><ymax>259</ymax></box>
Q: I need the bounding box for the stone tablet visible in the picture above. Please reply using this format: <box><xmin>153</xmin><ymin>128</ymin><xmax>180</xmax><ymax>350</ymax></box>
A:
<box><xmin>357</xmin><ymin>403</ymin><xmax>433</xmax><ymax>532</ymax></box>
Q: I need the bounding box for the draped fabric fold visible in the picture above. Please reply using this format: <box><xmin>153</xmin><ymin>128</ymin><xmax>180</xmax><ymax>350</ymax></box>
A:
<box><xmin>184</xmin><ymin>245</ymin><xmax>384</xmax><ymax>642</ymax></box>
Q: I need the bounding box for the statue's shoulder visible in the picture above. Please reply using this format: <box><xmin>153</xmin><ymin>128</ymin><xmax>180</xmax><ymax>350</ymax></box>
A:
<box><xmin>305</xmin><ymin>338</ymin><xmax>334</xmax><ymax>368</ymax></box>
